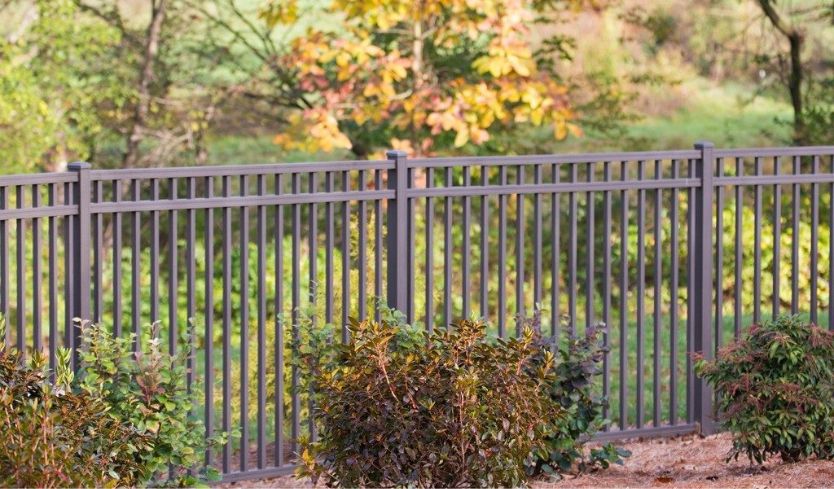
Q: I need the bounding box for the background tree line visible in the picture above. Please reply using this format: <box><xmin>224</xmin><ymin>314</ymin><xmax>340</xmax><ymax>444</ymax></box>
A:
<box><xmin>0</xmin><ymin>0</ymin><xmax>832</xmax><ymax>174</ymax></box>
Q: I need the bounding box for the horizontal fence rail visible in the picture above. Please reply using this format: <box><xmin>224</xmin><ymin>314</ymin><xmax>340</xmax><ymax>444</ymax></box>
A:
<box><xmin>1</xmin><ymin>142</ymin><xmax>834</xmax><ymax>481</ymax></box>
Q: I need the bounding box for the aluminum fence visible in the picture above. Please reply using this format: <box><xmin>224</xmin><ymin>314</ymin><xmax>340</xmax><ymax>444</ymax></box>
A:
<box><xmin>1</xmin><ymin>142</ymin><xmax>833</xmax><ymax>481</ymax></box>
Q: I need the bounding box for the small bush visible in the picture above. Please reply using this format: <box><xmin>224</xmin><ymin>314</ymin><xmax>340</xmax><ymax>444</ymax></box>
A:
<box><xmin>521</xmin><ymin>311</ymin><xmax>629</xmax><ymax>476</ymax></box>
<box><xmin>696</xmin><ymin>315</ymin><xmax>834</xmax><ymax>463</ymax></box>
<box><xmin>76</xmin><ymin>320</ymin><xmax>220</xmax><ymax>486</ymax></box>
<box><xmin>300</xmin><ymin>318</ymin><xmax>564</xmax><ymax>488</ymax></box>
<box><xmin>535</xmin><ymin>322</ymin><xmax>629</xmax><ymax>474</ymax></box>
<box><xmin>0</xmin><ymin>325</ymin><xmax>146</xmax><ymax>487</ymax></box>
<box><xmin>0</xmin><ymin>317</ymin><xmax>217</xmax><ymax>488</ymax></box>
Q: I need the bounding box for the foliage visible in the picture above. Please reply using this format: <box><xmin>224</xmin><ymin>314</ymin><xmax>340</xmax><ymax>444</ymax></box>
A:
<box><xmin>522</xmin><ymin>311</ymin><xmax>630</xmax><ymax>476</ymax></box>
<box><xmin>76</xmin><ymin>320</ymin><xmax>221</xmax><ymax>486</ymax></box>
<box><xmin>0</xmin><ymin>319</ymin><xmax>147</xmax><ymax>488</ymax></box>
<box><xmin>0</xmin><ymin>0</ymin><xmax>125</xmax><ymax>172</ymax></box>
<box><xmin>695</xmin><ymin>315</ymin><xmax>834</xmax><ymax>464</ymax></box>
<box><xmin>299</xmin><ymin>317</ymin><xmax>563</xmax><ymax>487</ymax></box>
<box><xmin>264</xmin><ymin>0</ymin><xmax>583</xmax><ymax>158</ymax></box>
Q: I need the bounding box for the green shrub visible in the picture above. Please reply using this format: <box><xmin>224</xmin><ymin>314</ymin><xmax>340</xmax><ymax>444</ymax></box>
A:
<box><xmin>522</xmin><ymin>311</ymin><xmax>629</xmax><ymax>476</ymax></box>
<box><xmin>76</xmin><ymin>320</ymin><xmax>221</xmax><ymax>486</ymax></box>
<box><xmin>0</xmin><ymin>322</ymin><xmax>146</xmax><ymax>487</ymax></box>
<box><xmin>300</xmin><ymin>318</ymin><xmax>564</xmax><ymax>488</ymax></box>
<box><xmin>695</xmin><ymin>315</ymin><xmax>834</xmax><ymax>463</ymax></box>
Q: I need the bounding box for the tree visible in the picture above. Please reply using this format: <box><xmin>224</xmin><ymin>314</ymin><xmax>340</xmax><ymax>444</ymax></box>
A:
<box><xmin>752</xmin><ymin>0</ymin><xmax>834</xmax><ymax>144</ymax></box>
<box><xmin>263</xmin><ymin>0</ymin><xmax>582</xmax><ymax>158</ymax></box>
<box><xmin>0</xmin><ymin>0</ymin><xmax>127</xmax><ymax>172</ymax></box>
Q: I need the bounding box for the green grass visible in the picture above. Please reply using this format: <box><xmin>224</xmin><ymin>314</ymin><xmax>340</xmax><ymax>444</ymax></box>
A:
<box><xmin>620</xmin><ymin>80</ymin><xmax>793</xmax><ymax>150</ymax></box>
<box><xmin>204</xmin><ymin>135</ymin><xmax>353</xmax><ymax>166</ymax></box>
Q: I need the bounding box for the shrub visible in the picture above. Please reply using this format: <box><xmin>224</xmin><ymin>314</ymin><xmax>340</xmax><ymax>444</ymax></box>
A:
<box><xmin>76</xmin><ymin>320</ymin><xmax>220</xmax><ymax>486</ymax></box>
<box><xmin>300</xmin><ymin>318</ymin><xmax>563</xmax><ymax>488</ymax></box>
<box><xmin>695</xmin><ymin>315</ymin><xmax>834</xmax><ymax>463</ymax></box>
<box><xmin>524</xmin><ymin>312</ymin><xmax>629</xmax><ymax>476</ymax></box>
<box><xmin>0</xmin><ymin>322</ymin><xmax>146</xmax><ymax>487</ymax></box>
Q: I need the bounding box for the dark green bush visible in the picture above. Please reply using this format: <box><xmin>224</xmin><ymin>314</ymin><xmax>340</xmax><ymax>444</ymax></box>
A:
<box><xmin>0</xmin><ymin>324</ymin><xmax>146</xmax><ymax>487</ymax></box>
<box><xmin>76</xmin><ymin>320</ymin><xmax>221</xmax><ymax>486</ymax></box>
<box><xmin>524</xmin><ymin>312</ymin><xmax>629</xmax><ymax>476</ymax></box>
<box><xmin>300</xmin><ymin>318</ymin><xmax>564</xmax><ymax>488</ymax></box>
<box><xmin>695</xmin><ymin>315</ymin><xmax>834</xmax><ymax>463</ymax></box>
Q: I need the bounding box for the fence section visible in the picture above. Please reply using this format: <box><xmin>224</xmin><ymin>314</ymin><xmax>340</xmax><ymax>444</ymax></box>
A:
<box><xmin>1</xmin><ymin>143</ymin><xmax>834</xmax><ymax>481</ymax></box>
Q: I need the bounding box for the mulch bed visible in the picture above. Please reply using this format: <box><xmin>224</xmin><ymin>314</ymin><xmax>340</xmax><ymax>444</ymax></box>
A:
<box><xmin>222</xmin><ymin>433</ymin><xmax>834</xmax><ymax>488</ymax></box>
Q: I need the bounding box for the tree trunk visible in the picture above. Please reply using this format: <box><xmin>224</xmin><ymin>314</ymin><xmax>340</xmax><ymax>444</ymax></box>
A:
<box><xmin>755</xmin><ymin>0</ymin><xmax>804</xmax><ymax>143</ymax></box>
<box><xmin>787</xmin><ymin>32</ymin><xmax>804</xmax><ymax>141</ymax></box>
<box><xmin>124</xmin><ymin>0</ymin><xmax>167</xmax><ymax>167</ymax></box>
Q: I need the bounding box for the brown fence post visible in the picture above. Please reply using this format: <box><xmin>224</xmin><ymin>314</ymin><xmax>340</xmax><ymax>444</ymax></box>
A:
<box><xmin>68</xmin><ymin>162</ymin><xmax>92</xmax><ymax>369</ymax></box>
<box><xmin>693</xmin><ymin>141</ymin><xmax>715</xmax><ymax>435</ymax></box>
<box><xmin>386</xmin><ymin>150</ymin><xmax>409</xmax><ymax>317</ymax></box>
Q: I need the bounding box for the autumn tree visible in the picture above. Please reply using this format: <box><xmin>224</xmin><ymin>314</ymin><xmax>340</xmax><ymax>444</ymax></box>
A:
<box><xmin>263</xmin><ymin>0</ymin><xmax>582</xmax><ymax>158</ymax></box>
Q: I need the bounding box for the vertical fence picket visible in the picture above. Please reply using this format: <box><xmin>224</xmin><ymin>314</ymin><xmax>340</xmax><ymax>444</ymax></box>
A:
<box><xmin>0</xmin><ymin>186</ymin><xmax>7</xmax><ymax>346</ymax></box>
<box><xmin>480</xmin><ymin>167</ymin><xmax>489</xmax><ymax>321</ymax></box>
<box><xmin>636</xmin><ymin>160</ymin><xmax>645</xmax><ymax>429</ymax></box>
<box><xmin>811</xmin><ymin>157</ymin><xmax>819</xmax><ymax>324</ymax></box>
<box><xmin>754</xmin><ymin>157</ymin><xmax>763</xmax><ymax>324</ymax></box>
<box><xmin>16</xmin><ymin>185</ymin><xmax>25</xmax><ymax>352</ymax></box>
<box><xmin>619</xmin><ymin>161</ymin><xmax>629</xmax><ymax>431</ymax></box>
<box><xmin>670</xmin><ymin>159</ymin><xmax>680</xmax><ymax>425</ymax></box>
<box><xmin>462</xmin><ymin>167</ymin><xmax>471</xmax><ymax>319</ymax></box>
<box><xmin>444</xmin><ymin>167</ymin><xmax>453</xmax><ymax>328</ymax></box>
<box><xmin>48</xmin><ymin>184</ymin><xmax>57</xmax><ymax>371</ymax></box>
<box><xmin>653</xmin><ymin>159</ymin><xmax>662</xmax><ymax>427</ymax></box>
<box><xmin>426</xmin><ymin>168</ymin><xmax>434</xmax><ymax>331</ymax></box>
<box><xmin>551</xmin><ymin>164</ymin><xmax>560</xmax><ymax>340</ymax></box>
<box><xmin>113</xmin><ymin>180</ymin><xmax>123</xmax><ymax>337</ymax></box>
<box><xmin>516</xmin><ymin>165</ymin><xmax>525</xmax><ymax>335</ymax></box>
<box><xmin>569</xmin><ymin>164</ymin><xmax>577</xmax><ymax>336</ymax></box>
<box><xmin>32</xmin><ymin>185</ymin><xmax>41</xmax><ymax>352</ymax></box>
<box><xmin>734</xmin><ymin>158</ymin><xmax>743</xmax><ymax>338</ymax></box>
<box><xmin>602</xmin><ymin>161</ymin><xmax>612</xmax><ymax>427</ymax></box>
<box><xmin>498</xmin><ymin>166</ymin><xmax>507</xmax><ymax>338</ymax></box>
<box><xmin>585</xmin><ymin>164</ymin><xmax>594</xmax><ymax>332</ymax></box>
<box><xmin>773</xmin><ymin>157</ymin><xmax>782</xmax><ymax>319</ymax></box>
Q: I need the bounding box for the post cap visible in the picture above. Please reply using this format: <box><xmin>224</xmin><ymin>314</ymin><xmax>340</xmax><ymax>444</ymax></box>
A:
<box><xmin>67</xmin><ymin>161</ymin><xmax>92</xmax><ymax>171</ymax></box>
<box><xmin>386</xmin><ymin>150</ymin><xmax>408</xmax><ymax>160</ymax></box>
<box><xmin>693</xmin><ymin>141</ymin><xmax>715</xmax><ymax>150</ymax></box>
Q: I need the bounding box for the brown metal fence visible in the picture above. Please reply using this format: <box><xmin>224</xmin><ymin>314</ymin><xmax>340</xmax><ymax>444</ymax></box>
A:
<box><xmin>1</xmin><ymin>142</ymin><xmax>834</xmax><ymax>481</ymax></box>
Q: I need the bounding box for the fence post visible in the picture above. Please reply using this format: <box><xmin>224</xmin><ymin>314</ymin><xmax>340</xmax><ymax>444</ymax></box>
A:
<box><xmin>68</xmin><ymin>162</ymin><xmax>92</xmax><ymax>367</ymax></box>
<box><xmin>693</xmin><ymin>141</ymin><xmax>715</xmax><ymax>435</ymax></box>
<box><xmin>386</xmin><ymin>150</ymin><xmax>409</xmax><ymax>317</ymax></box>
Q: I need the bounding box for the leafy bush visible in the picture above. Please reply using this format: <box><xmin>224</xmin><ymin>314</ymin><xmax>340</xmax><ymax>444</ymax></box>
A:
<box><xmin>695</xmin><ymin>315</ymin><xmax>834</xmax><ymax>463</ymax></box>
<box><xmin>300</xmin><ymin>318</ymin><xmax>564</xmax><ymax>488</ymax></box>
<box><xmin>0</xmin><ymin>317</ymin><xmax>217</xmax><ymax>488</ymax></box>
<box><xmin>0</xmin><ymin>322</ymin><xmax>146</xmax><ymax>487</ymax></box>
<box><xmin>524</xmin><ymin>312</ymin><xmax>630</xmax><ymax>476</ymax></box>
<box><xmin>76</xmin><ymin>320</ymin><xmax>220</xmax><ymax>486</ymax></box>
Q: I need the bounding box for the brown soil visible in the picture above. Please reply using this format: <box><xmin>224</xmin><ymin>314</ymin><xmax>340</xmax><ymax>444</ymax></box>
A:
<box><xmin>222</xmin><ymin>433</ymin><xmax>834</xmax><ymax>488</ymax></box>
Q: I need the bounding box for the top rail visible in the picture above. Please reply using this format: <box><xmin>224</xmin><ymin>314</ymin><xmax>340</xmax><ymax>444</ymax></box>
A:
<box><xmin>714</xmin><ymin>146</ymin><xmax>834</xmax><ymax>158</ymax></box>
<box><xmin>407</xmin><ymin>149</ymin><xmax>702</xmax><ymax>168</ymax></box>
<box><xmin>88</xmin><ymin>159</ymin><xmax>393</xmax><ymax>181</ymax></box>
<box><xmin>0</xmin><ymin>172</ymin><xmax>77</xmax><ymax>187</ymax></box>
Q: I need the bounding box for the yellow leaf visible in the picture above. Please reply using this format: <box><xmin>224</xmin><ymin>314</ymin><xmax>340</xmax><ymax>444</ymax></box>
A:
<box><xmin>508</xmin><ymin>55</ymin><xmax>532</xmax><ymax>77</ymax></box>
<box><xmin>454</xmin><ymin>129</ymin><xmax>469</xmax><ymax>147</ymax></box>
<box><xmin>554</xmin><ymin>120</ymin><xmax>567</xmax><ymax>140</ymax></box>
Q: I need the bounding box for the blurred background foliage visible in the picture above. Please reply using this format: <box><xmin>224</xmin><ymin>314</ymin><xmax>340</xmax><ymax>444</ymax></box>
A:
<box><xmin>0</xmin><ymin>0</ymin><xmax>832</xmax><ymax>173</ymax></box>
